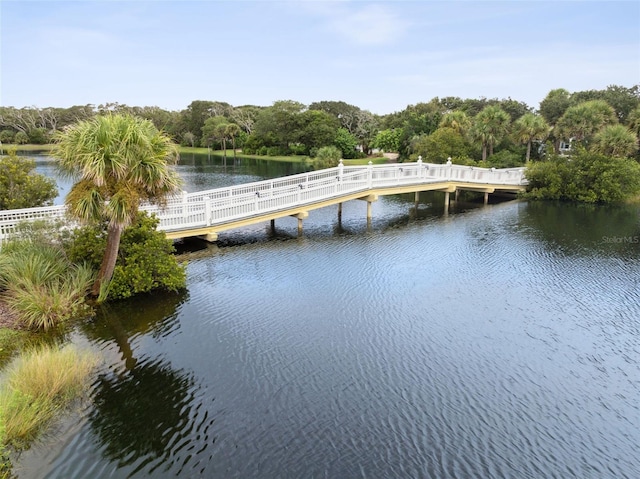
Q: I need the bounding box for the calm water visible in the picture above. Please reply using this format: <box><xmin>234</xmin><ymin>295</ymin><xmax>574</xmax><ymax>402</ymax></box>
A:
<box><xmin>17</xmin><ymin>156</ymin><xmax>640</xmax><ymax>478</ymax></box>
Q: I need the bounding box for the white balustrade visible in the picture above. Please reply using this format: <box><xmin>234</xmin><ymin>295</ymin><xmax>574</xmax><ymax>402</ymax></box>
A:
<box><xmin>0</xmin><ymin>162</ymin><xmax>527</xmax><ymax>243</ymax></box>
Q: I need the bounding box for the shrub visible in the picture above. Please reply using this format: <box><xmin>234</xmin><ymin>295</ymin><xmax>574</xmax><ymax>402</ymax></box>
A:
<box><xmin>0</xmin><ymin>149</ymin><xmax>58</xmax><ymax>209</ymax></box>
<box><xmin>0</xmin><ymin>344</ymin><xmax>98</xmax><ymax>450</ymax></box>
<box><xmin>66</xmin><ymin>212</ymin><xmax>186</xmax><ymax>301</ymax></box>
<box><xmin>313</xmin><ymin>146</ymin><xmax>341</xmax><ymax>170</ymax></box>
<box><xmin>0</xmin><ymin>242</ymin><xmax>94</xmax><ymax>330</ymax></box>
<box><xmin>525</xmin><ymin>148</ymin><xmax>640</xmax><ymax>203</ymax></box>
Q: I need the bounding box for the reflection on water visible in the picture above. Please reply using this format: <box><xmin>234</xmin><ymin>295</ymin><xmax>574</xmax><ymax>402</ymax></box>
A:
<box><xmin>19</xmin><ymin>157</ymin><xmax>640</xmax><ymax>478</ymax></box>
<box><xmin>89</xmin><ymin>357</ymin><xmax>198</xmax><ymax>476</ymax></box>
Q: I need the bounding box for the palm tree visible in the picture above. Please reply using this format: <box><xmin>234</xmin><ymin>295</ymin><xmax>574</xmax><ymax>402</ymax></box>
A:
<box><xmin>225</xmin><ymin>123</ymin><xmax>242</xmax><ymax>162</ymax></box>
<box><xmin>439</xmin><ymin>110</ymin><xmax>471</xmax><ymax>136</ymax></box>
<box><xmin>514</xmin><ymin>113</ymin><xmax>550</xmax><ymax>162</ymax></box>
<box><xmin>53</xmin><ymin>114</ymin><xmax>182</xmax><ymax>299</ymax></box>
<box><xmin>556</xmin><ymin>100</ymin><xmax>617</xmax><ymax>144</ymax></box>
<box><xmin>591</xmin><ymin>124</ymin><xmax>638</xmax><ymax>158</ymax></box>
<box><xmin>470</xmin><ymin>105</ymin><xmax>511</xmax><ymax>161</ymax></box>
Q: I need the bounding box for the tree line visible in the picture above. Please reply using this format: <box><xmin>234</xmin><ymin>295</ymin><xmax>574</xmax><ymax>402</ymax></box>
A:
<box><xmin>1</xmin><ymin>85</ymin><xmax>638</xmax><ymax>165</ymax></box>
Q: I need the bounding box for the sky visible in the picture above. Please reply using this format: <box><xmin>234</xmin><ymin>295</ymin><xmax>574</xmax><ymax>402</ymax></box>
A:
<box><xmin>1</xmin><ymin>0</ymin><xmax>639</xmax><ymax>114</ymax></box>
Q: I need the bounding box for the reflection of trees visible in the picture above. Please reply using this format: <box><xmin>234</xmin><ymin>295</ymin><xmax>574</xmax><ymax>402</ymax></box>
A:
<box><xmin>522</xmin><ymin>201</ymin><xmax>640</xmax><ymax>256</ymax></box>
<box><xmin>89</xmin><ymin>357</ymin><xmax>196</xmax><ymax>471</ymax></box>
<box><xmin>80</xmin><ymin>290</ymin><xmax>187</xmax><ymax>370</ymax></box>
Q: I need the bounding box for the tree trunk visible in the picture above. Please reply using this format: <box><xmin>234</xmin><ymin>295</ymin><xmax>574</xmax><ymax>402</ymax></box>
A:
<box><xmin>482</xmin><ymin>143</ymin><xmax>487</xmax><ymax>161</ymax></box>
<box><xmin>526</xmin><ymin>141</ymin><xmax>532</xmax><ymax>162</ymax></box>
<box><xmin>91</xmin><ymin>222</ymin><xmax>124</xmax><ymax>298</ymax></box>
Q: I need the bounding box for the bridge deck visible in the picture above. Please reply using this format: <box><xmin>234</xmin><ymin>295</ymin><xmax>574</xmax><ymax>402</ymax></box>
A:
<box><xmin>0</xmin><ymin>161</ymin><xmax>527</xmax><ymax>243</ymax></box>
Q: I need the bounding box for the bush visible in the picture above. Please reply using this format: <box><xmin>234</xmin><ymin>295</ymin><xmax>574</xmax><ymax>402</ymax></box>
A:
<box><xmin>0</xmin><ymin>344</ymin><xmax>98</xmax><ymax>450</ymax></box>
<box><xmin>313</xmin><ymin>146</ymin><xmax>341</xmax><ymax>170</ymax></box>
<box><xmin>0</xmin><ymin>149</ymin><xmax>58</xmax><ymax>209</ymax></box>
<box><xmin>0</xmin><ymin>241</ymin><xmax>94</xmax><ymax>330</ymax></box>
<box><xmin>525</xmin><ymin>148</ymin><xmax>640</xmax><ymax>203</ymax></box>
<box><xmin>66</xmin><ymin>212</ymin><xmax>186</xmax><ymax>301</ymax></box>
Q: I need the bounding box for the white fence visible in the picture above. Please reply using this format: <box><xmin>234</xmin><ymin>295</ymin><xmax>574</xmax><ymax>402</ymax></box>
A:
<box><xmin>0</xmin><ymin>161</ymin><xmax>527</xmax><ymax>243</ymax></box>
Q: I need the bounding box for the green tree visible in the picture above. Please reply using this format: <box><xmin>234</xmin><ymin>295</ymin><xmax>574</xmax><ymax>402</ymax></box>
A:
<box><xmin>313</xmin><ymin>146</ymin><xmax>341</xmax><ymax>169</ymax></box>
<box><xmin>513</xmin><ymin>113</ymin><xmax>550</xmax><ymax>162</ymax></box>
<box><xmin>52</xmin><ymin>114</ymin><xmax>182</xmax><ymax>299</ymax></box>
<box><xmin>182</xmin><ymin>131</ymin><xmax>196</xmax><ymax>147</ymax></box>
<box><xmin>225</xmin><ymin>123</ymin><xmax>242</xmax><ymax>161</ymax></box>
<box><xmin>0</xmin><ymin>148</ymin><xmax>58</xmax><ymax>209</ymax></box>
<box><xmin>409</xmin><ymin>127</ymin><xmax>470</xmax><ymax>163</ymax></box>
<box><xmin>0</xmin><ymin>129</ymin><xmax>15</xmax><ymax>143</ymax></box>
<box><xmin>66</xmin><ymin>212</ymin><xmax>186</xmax><ymax>300</ymax></box>
<box><xmin>539</xmin><ymin>88</ymin><xmax>572</xmax><ymax>126</ymax></box>
<box><xmin>525</xmin><ymin>149</ymin><xmax>640</xmax><ymax>203</ymax></box>
<box><xmin>297</xmin><ymin>110</ymin><xmax>339</xmax><ymax>153</ymax></box>
<box><xmin>627</xmin><ymin>105</ymin><xmax>640</xmax><ymax>137</ymax></box>
<box><xmin>373</xmin><ymin>128</ymin><xmax>403</xmax><ymax>152</ymax></box>
<box><xmin>253</xmin><ymin>100</ymin><xmax>305</xmax><ymax>152</ymax></box>
<box><xmin>201</xmin><ymin>116</ymin><xmax>228</xmax><ymax>148</ymax></box>
<box><xmin>591</xmin><ymin>124</ymin><xmax>638</xmax><ymax>158</ymax></box>
<box><xmin>556</xmin><ymin>100</ymin><xmax>617</xmax><ymax>144</ymax></box>
<box><xmin>439</xmin><ymin>111</ymin><xmax>471</xmax><ymax>135</ymax></box>
<box><xmin>470</xmin><ymin>105</ymin><xmax>511</xmax><ymax>161</ymax></box>
<box><xmin>333</xmin><ymin>128</ymin><xmax>358</xmax><ymax>159</ymax></box>
<box><xmin>14</xmin><ymin>131</ymin><xmax>29</xmax><ymax>144</ymax></box>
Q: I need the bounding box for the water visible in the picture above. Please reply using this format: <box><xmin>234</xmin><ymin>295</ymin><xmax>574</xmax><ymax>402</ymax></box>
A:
<box><xmin>16</xmin><ymin>156</ymin><xmax>640</xmax><ymax>478</ymax></box>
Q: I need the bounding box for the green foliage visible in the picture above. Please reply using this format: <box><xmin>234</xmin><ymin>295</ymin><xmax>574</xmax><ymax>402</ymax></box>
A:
<box><xmin>373</xmin><ymin>128</ymin><xmax>403</xmax><ymax>152</ymax></box>
<box><xmin>0</xmin><ymin>130</ymin><xmax>15</xmax><ymax>143</ymax></box>
<box><xmin>591</xmin><ymin>124</ymin><xmax>638</xmax><ymax>158</ymax></box>
<box><xmin>525</xmin><ymin>149</ymin><xmax>640</xmax><ymax>203</ymax></box>
<box><xmin>312</xmin><ymin>146</ymin><xmax>342</xmax><ymax>170</ymax></box>
<box><xmin>0</xmin><ymin>241</ymin><xmax>94</xmax><ymax>331</ymax></box>
<box><xmin>333</xmin><ymin>128</ymin><xmax>359</xmax><ymax>159</ymax></box>
<box><xmin>67</xmin><ymin>212</ymin><xmax>186</xmax><ymax>301</ymax></box>
<box><xmin>410</xmin><ymin>127</ymin><xmax>471</xmax><ymax>163</ymax></box>
<box><xmin>13</xmin><ymin>132</ymin><xmax>28</xmax><ymax>145</ymax></box>
<box><xmin>0</xmin><ymin>149</ymin><xmax>57</xmax><ymax>210</ymax></box>
<box><xmin>0</xmin><ymin>344</ymin><xmax>98</xmax><ymax>450</ymax></box>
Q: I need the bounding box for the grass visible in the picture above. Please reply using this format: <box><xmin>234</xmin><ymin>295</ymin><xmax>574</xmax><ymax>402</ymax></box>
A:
<box><xmin>0</xmin><ymin>344</ymin><xmax>99</xmax><ymax>477</ymax></box>
<box><xmin>0</xmin><ymin>241</ymin><xmax>94</xmax><ymax>331</ymax></box>
<box><xmin>0</xmin><ymin>144</ymin><xmax>52</xmax><ymax>153</ymax></box>
<box><xmin>5</xmin><ymin>143</ymin><xmax>392</xmax><ymax>166</ymax></box>
<box><xmin>0</xmin><ymin>329</ymin><xmax>28</xmax><ymax>367</ymax></box>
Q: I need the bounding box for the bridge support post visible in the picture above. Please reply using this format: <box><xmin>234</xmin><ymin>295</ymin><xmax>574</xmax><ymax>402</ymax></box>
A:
<box><xmin>444</xmin><ymin>191</ymin><xmax>450</xmax><ymax>215</ymax></box>
<box><xmin>293</xmin><ymin>212</ymin><xmax>308</xmax><ymax>237</ymax></box>
<box><xmin>270</xmin><ymin>219</ymin><xmax>275</xmax><ymax>232</ymax></box>
<box><xmin>337</xmin><ymin>203</ymin><xmax>342</xmax><ymax>222</ymax></box>
<box><xmin>455</xmin><ymin>189</ymin><xmax>459</xmax><ymax>202</ymax></box>
<box><xmin>484</xmin><ymin>192</ymin><xmax>489</xmax><ymax>205</ymax></box>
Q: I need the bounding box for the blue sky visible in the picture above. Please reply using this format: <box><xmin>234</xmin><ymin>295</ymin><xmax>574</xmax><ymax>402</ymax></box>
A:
<box><xmin>1</xmin><ymin>1</ymin><xmax>639</xmax><ymax>114</ymax></box>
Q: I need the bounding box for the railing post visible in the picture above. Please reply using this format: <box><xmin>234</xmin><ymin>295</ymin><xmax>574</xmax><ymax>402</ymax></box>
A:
<box><xmin>417</xmin><ymin>156</ymin><xmax>423</xmax><ymax>180</ymax></box>
<box><xmin>368</xmin><ymin>161</ymin><xmax>373</xmax><ymax>188</ymax></box>
<box><xmin>204</xmin><ymin>197</ymin><xmax>211</xmax><ymax>226</ymax></box>
<box><xmin>338</xmin><ymin>159</ymin><xmax>343</xmax><ymax>181</ymax></box>
<box><xmin>446</xmin><ymin>157</ymin><xmax>452</xmax><ymax>180</ymax></box>
<box><xmin>182</xmin><ymin>190</ymin><xmax>189</xmax><ymax>219</ymax></box>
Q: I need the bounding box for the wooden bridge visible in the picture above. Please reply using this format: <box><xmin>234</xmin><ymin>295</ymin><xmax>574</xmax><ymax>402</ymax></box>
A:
<box><xmin>0</xmin><ymin>160</ymin><xmax>527</xmax><ymax>244</ymax></box>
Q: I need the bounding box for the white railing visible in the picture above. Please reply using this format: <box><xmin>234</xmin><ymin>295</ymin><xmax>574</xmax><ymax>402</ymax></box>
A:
<box><xmin>0</xmin><ymin>161</ymin><xmax>527</xmax><ymax>242</ymax></box>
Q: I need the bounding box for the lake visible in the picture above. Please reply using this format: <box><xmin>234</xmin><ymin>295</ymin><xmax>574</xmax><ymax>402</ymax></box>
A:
<box><xmin>15</xmin><ymin>154</ymin><xmax>640</xmax><ymax>478</ymax></box>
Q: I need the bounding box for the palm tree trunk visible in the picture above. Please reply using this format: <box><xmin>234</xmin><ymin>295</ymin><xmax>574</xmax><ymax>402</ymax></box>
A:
<box><xmin>92</xmin><ymin>222</ymin><xmax>123</xmax><ymax>298</ymax></box>
<box><xmin>482</xmin><ymin>143</ymin><xmax>487</xmax><ymax>161</ymax></box>
<box><xmin>526</xmin><ymin>141</ymin><xmax>532</xmax><ymax>162</ymax></box>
